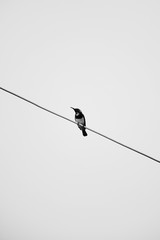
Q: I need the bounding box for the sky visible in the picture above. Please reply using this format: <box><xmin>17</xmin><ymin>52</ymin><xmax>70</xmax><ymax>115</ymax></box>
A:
<box><xmin>0</xmin><ymin>0</ymin><xmax>160</xmax><ymax>239</ymax></box>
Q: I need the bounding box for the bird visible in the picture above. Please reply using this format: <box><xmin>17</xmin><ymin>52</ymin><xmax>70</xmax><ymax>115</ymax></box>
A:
<box><xmin>71</xmin><ymin>107</ymin><xmax>87</xmax><ymax>136</ymax></box>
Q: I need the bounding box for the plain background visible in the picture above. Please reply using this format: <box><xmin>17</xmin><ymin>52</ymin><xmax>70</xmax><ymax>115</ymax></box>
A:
<box><xmin>0</xmin><ymin>0</ymin><xmax>160</xmax><ymax>239</ymax></box>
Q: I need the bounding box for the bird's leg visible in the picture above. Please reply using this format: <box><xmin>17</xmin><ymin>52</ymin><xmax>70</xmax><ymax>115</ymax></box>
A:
<box><xmin>77</xmin><ymin>122</ymin><xmax>83</xmax><ymax>130</ymax></box>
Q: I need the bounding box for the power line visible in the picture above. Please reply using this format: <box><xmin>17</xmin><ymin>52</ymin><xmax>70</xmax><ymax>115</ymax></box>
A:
<box><xmin>0</xmin><ymin>86</ymin><xmax>159</xmax><ymax>164</ymax></box>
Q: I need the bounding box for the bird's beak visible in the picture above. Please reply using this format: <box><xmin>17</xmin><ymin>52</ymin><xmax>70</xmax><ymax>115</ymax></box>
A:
<box><xmin>70</xmin><ymin>107</ymin><xmax>74</xmax><ymax>110</ymax></box>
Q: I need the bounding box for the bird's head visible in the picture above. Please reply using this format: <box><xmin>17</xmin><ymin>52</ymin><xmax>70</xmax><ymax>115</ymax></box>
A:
<box><xmin>71</xmin><ymin>107</ymin><xmax>82</xmax><ymax>113</ymax></box>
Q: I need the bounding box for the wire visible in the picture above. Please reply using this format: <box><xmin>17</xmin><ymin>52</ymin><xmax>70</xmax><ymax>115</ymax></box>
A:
<box><xmin>1</xmin><ymin>86</ymin><xmax>159</xmax><ymax>164</ymax></box>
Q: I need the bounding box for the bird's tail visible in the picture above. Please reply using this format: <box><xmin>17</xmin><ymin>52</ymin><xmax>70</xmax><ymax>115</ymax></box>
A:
<box><xmin>82</xmin><ymin>128</ymin><xmax>87</xmax><ymax>137</ymax></box>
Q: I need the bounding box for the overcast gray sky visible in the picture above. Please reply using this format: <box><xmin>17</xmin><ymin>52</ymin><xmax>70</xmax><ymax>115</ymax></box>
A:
<box><xmin>1</xmin><ymin>0</ymin><xmax>160</xmax><ymax>239</ymax></box>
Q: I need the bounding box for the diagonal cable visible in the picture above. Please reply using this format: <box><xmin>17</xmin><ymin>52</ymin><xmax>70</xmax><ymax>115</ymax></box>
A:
<box><xmin>0</xmin><ymin>87</ymin><xmax>159</xmax><ymax>164</ymax></box>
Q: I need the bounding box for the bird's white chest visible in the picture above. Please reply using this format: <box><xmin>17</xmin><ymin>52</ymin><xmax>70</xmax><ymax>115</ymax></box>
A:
<box><xmin>75</xmin><ymin>117</ymin><xmax>84</xmax><ymax>124</ymax></box>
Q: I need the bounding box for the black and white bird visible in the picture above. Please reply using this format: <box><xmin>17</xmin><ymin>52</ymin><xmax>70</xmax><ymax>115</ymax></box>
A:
<box><xmin>71</xmin><ymin>108</ymin><xmax>87</xmax><ymax>136</ymax></box>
